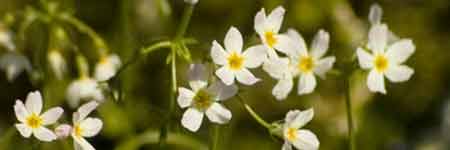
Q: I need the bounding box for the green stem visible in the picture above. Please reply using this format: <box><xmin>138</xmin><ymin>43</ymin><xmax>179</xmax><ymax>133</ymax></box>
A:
<box><xmin>57</xmin><ymin>13</ymin><xmax>108</xmax><ymax>56</ymax></box>
<box><xmin>344</xmin><ymin>75</ymin><xmax>355</xmax><ymax>150</ymax></box>
<box><xmin>237</xmin><ymin>94</ymin><xmax>273</xmax><ymax>129</ymax></box>
<box><xmin>211</xmin><ymin>125</ymin><xmax>220</xmax><ymax>150</ymax></box>
<box><xmin>175</xmin><ymin>4</ymin><xmax>194</xmax><ymax>40</ymax></box>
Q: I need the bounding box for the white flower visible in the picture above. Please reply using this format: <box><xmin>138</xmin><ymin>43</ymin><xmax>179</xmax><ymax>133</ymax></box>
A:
<box><xmin>14</xmin><ymin>91</ymin><xmax>64</xmax><ymax>142</ymax></box>
<box><xmin>94</xmin><ymin>54</ymin><xmax>121</xmax><ymax>81</ymax></box>
<box><xmin>356</xmin><ymin>24</ymin><xmax>415</xmax><ymax>94</ymax></box>
<box><xmin>184</xmin><ymin>0</ymin><xmax>198</xmax><ymax>5</ymax></box>
<box><xmin>48</xmin><ymin>50</ymin><xmax>67</xmax><ymax>80</ymax></box>
<box><xmin>71</xmin><ymin>101</ymin><xmax>103</xmax><ymax>150</ymax></box>
<box><xmin>178</xmin><ymin>64</ymin><xmax>238</xmax><ymax>132</ymax></box>
<box><xmin>282</xmin><ymin>108</ymin><xmax>319</xmax><ymax>150</ymax></box>
<box><xmin>55</xmin><ymin>124</ymin><xmax>72</xmax><ymax>139</ymax></box>
<box><xmin>254</xmin><ymin>6</ymin><xmax>291</xmax><ymax>58</ymax></box>
<box><xmin>211</xmin><ymin>27</ymin><xmax>266</xmax><ymax>85</ymax></box>
<box><xmin>0</xmin><ymin>52</ymin><xmax>32</xmax><ymax>82</ymax></box>
<box><xmin>67</xmin><ymin>77</ymin><xmax>104</xmax><ymax>108</ymax></box>
<box><xmin>264</xmin><ymin>29</ymin><xmax>335</xmax><ymax>100</ymax></box>
<box><xmin>0</xmin><ymin>24</ymin><xmax>15</xmax><ymax>50</ymax></box>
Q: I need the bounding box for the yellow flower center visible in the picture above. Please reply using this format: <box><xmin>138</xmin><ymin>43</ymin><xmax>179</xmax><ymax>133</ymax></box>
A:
<box><xmin>74</xmin><ymin>124</ymin><xmax>84</xmax><ymax>137</ymax></box>
<box><xmin>298</xmin><ymin>55</ymin><xmax>315</xmax><ymax>73</ymax></box>
<box><xmin>374</xmin><ymin>54</ymin><xmax>389</xmax><ymax>72</ymax></box>
<box><xmin>264</xmin><ymin>31</ymin><xmax>277</xmax><ymax>48</ymax></box>
<box><xmin>227</xmin><ymin>52</ymin><xmax>244</xmax><ymax>70</ymax></box>
<box><xmin>193</xmin><ymin>90</ymin><xmax>213</xmax><ymax>111</ymax></box>
<box><xmin>286</xmin><ymin>128</ymin><xmax>297</xmax><ymax>141</ymax></box>
<box><xmin>26</xmin><ymin>113</ymin><xmax>42</xmax><ymax>129</ymax></box>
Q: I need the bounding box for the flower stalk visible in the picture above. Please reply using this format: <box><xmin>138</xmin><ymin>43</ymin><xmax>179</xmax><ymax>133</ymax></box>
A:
<box><xmin>344</xmin><ymin>75</ymin><xmax>355</xmax><ymax>150</ymax></box>
<box><xmin>237</xmin><ymin>94</ymin><xmax>273</xmax><ymax>130</ymax></box>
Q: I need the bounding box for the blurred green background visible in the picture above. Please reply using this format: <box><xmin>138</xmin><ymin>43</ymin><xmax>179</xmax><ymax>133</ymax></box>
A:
<box><xmin>1</xmin><ymin>0</ymin><xmax>450</xmax><ymax>149</ymax></box>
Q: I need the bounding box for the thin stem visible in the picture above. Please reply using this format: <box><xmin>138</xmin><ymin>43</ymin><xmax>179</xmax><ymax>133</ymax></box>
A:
<box><xmin>57</xmin><ymin>13</ymin><xmax>108</xmax><ymax>56</ymax></box>
<box><xmin>141</xmin><ymin>41</ymin><xmax>172</xmax><ymax>54</ymax></box>
<box><xmin>237</xmin><ymin>94</ymin><xmax>273</xmax><ymax>129</ymax></box>
<box><xmin>211</xmin><ymin>125</ymin><xmax>220</xmax><ymax>150</ymax></box>
<box><xmin>344</xmin><ymin>75</ymin><xmax>355</xmax><ymax>150</ymax></box>
<box><xmin>175</xmin><ymin>4</ymin><xmax>194</xmax><ymax>40</ymax></box>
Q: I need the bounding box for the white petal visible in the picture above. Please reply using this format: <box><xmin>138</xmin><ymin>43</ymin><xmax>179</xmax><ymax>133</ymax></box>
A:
<box><xmin>80</xmin><ymin>117</ymin><xmax>103</xmax><ymax>137</ymax></box>
<box><xmin>15</xmin><ymin>123</ymin><xmax>32</xmax><ymax>138</ymax></box>
<box><xmin>298</xmin><ymin>73</ymin><xmax>317</xmax><ymax>95</ymax></box>
<box><xmin>313</xmin><ymin>56</ymin><xmax>335</xmax><ymax>79</ymax></box>
<box><xmin>368</xmin><ymin>24</ymin><xmax>388</xmax><ymax>54</ymax></box>
<box><xmin>267</xmin><ymin>6</ymin><xmax>285</xmax><ymax>33</ymax></box>
<box><xmin>263</xmin><ymin>57</ymin><xmax>290</xmax><ymax>79</ymax></box>
<box><xmin>356</xmin><ymin>48</ymin><xmax>374</xmax><ymax>69</ymax></box>
<box><xmin>215</xmin><ymin>66</ymin><xmax>235</xmax><ymax>85</ymax></box>
<box><xmin>73</xmin><ymin>136</ymin><xmax>95</xmax><ymax>150</ymax></box>
<box><xmin>33</xmin><ymin>127</ymin><xmax>57</xmax><ymax>142</ymax></box>
<box><xmin>224</xmin><ymin>27</ymin><xmax>243</xmax><ymax>53</ymax></box>
<box><xmin>235</xmin><ymin>68</ymin><xmax>260</xmax><ymax>85</ymax></box>
<box><xmin>177</xmin><ymin>87</ymin><xmax>195</xmax><ymax>108</ymax></box>
<box><xmin>254</xmin><ymin>8</ymin><xmax>266</xmax><ymax>34</ymax></box>
<box><xmin>291</xmin><ymin>130</ymin><xmax>320</xmax><ymax>150</ymax></box>
<box><xmin>367</xmin><ymin>70</ymin><xmax>386</xmax><ymax>94</ymax></box>
<box><xmin>181</xmin><ymin>108</ymin><xmax>204</xmax><ymax>132</ymax></box>
<box><xmin>310</xmin><ymin>30</ymin><xmax>330</xmax><ymax>59</ymax></box>
<box><xmin>14</xmin><ymin>100</ymin><xmax>29</xmax><ymax>122</ymax></box>
<box><xmin>286</xmin><ymin>108</ymin><xmax>314</xmax><ymax>129</ymax></box>
<box><xmin>211</xmin><ymin>40</ymin><xmax>228</xmax><ymax>65</ymax></box>
<box><xmin>385</xmin><ymin>65</ymin><xmax>414</xmax><ymax>82</ymax></box>
<box><xmin>385</xmin><ymin>39</ymin><xmax>415</xmax><ymax>64</ymax></box>
<box><xmin>369</xmin><ymin>3</ymin><xmax>383</xmax><ymax>25</ymax></box>
<box><xmin>207</xmin><ymin>81</ymin><xmax>238</xmax><ymax>101</ymax></box>
<box><xmin>41</xmin><ymin>107</ymin><xmax>64</xmax><ymax>125</ymax></box>
<box><xmin>243</xmin><ymin>45</ymin><xmax>266</xmax><ymax>68</ymax></box>
<box><xmin>282</xmin><ymin>141</ymin><xmax>293</xmax><ymax>150</ymax></box>
<box><xmin>189</xmin><ymin>80</ymin><xmax>208</xmax><ymax>92</ymax></box>
<box><xmin>75</xmin><ymin>101</ymin><xmax>99</xmax><ymax>123</ymax></box>
<box><xmin>25</xmin><ymin>91</ymin><xmax>43</xmax><ymax>115</ymax></box>
<box><xmin>188</xmin><ymin>63</ymin><xmax>209</xmax><ymax>82</ymax></box>
<box><xmin>206</xmin><ymin>103</ymin><xmax>232</xmax><ymax>124</ymax></box>
<box><xmin>273</xmin><ymin>34</ymin><xmax>295</xmax><ymax>56</ymax></box>
<box><xmin>287</xmin><ymin>29</ymin><xmax>308</xmax><ymax>57</ymax></box>
<box><xmin>272</xmin><ymin>76</ymin><xmax>293</xmax><ymax>100</ymax></box>
<box><xmin>55</xmin><ymin>124</ymin><xmax>72</xmax><ymax>139</ymax></box>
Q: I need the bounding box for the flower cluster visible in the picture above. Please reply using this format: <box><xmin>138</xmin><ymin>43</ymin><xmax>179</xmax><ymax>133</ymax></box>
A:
<box><xmin>14</xmin><ymin>91</ymin><xmax>103</xmax><ymax>150</ymax></box>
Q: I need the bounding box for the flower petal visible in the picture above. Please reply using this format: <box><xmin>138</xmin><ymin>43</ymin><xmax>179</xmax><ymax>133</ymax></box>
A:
<box><xmin>287</xmin><ymin>29</ymin><xmax>308</xmax><ymax>57</ymax></box>
<box><xmin>286</xmin><ymin>108</ymin><xmax>314</xmax><ymax>129</ymax></box>
<box><xmin>206</xmin><ymin>103</ymin><xmax>232</xmax><ymax>124</ymax></box>
<box><xmin>273</xmin><ymin>34</ymin><xmax>295</xmax><ymax>56</ymax></box>
<box><xmin>207</xmin><ymin>81</ymin><xmax>238</xmax><ymax>101</ymax></box>
<box><xmin>235</xmin><ymin>68</ymin><xmax>260</xmax><ymax>85</ymax></box>
<box><xmin>14</xmin><ymin>100</ymin><xmax>29</xmax><ymax>122</ymax></box>
<box><xmin>291</xmin><ymin>130</ymin><xmax>320</xmax><ymax>150</ymax></box>
<box><xmin>263</xmin><ymin>57</ymin><xmax>290</xmax><ymax>79</ymax></box>
<box><xmin>385</xmin><ymin>65</ymin><xmax>414</xmax><ymax>82</ymax></box>
<box><xmin>385</xmin><ymin>39</ymin><xmax>415</xmax><ymax>64</ymax></box>
<box><xmin>25</xmin><ymin>91</ymin><xmax>43</xmax><ymax>115</ymax></box>
<box><xmin>356</xmin><ymin>48</ymin><xmax>374</xmax><ymax>69</ymax></box>
<box><xmin>310</xmin><ymin>30</ymin><xmax>330</xmax><ymax>59</ymax></box>
<box><xmin>215</xmin><ymin>66</ymin><xmax>235</xmax><ymax>85</ymax></box>
<box><xmin>368</xmin><ymin>24</ymin><xmax>388</xmax><ymax>54</ymax></box>
<box><xmin>298</xmin><ymin>73</ymin><xmax>317</xmax><ymax>95</ymax></box>
<box><xmin>266</xmin><ymin>6</ymin><xmax>285</xmax><ymax>33</ymax></box>
<box><xmin>189</xmin><ymin>80</ymin><xmax>208</xmax><ymax>92</ymax></box>
<box><xmin>73</xmin><ymin>136</ymin><xmax>95</xmax><ymax>150</ymax></box>
<box><xmin>188</xmin><ymin>63</ymin><xmax>209</xmax><ymax>82</ymax></box>
<box><xmin>41</xmin><ymin>107</ymin><xmax>64</xmax><ymax>125</ymax></box>
<box><xmin>177</xmin><ymin>87</ymin><xmax>195</xmax><ymax>108</ymax></box>
<box><xmin>243</xmin><ymin>45</ymin><xmax>266</xmax><ymax>68</ymax></box>
<box><xmin>211</xmin><ymin>40</ymin><xmax>228</xmax><ymax>65</ymax></box>
<box><xmin>367</xmin><ymin>70</ymin><xmax>386</xmax><ymax>94</ymax></box>
<box><xmin>313</xmin><ymin>56</ymin><xmax>335</xmax><ymax>79</ymax></box>
<box><xmin>80</xmin><ymin>117</ymin><xmax>103</xmax><ymax>137</ymax></box>
<box><xmin>224</xmin><ymin>27</ymin><xmax>243</xmax><ymax>53</ymax></box>
<box><xmin>282</xmin><ymin>141</ymin><xmax>293</xmax><ymax>150</ymax></box>
<box><xmin>181</xmin><ymin>108</ymin><xmax>204</xmax><ymax>132</ymax></box>
<box><xmin>368</xmin><ymin>3</ymin><xmax>383</xmax><ymax>25</ymax></box>
<box><xmin>15</xmin><ymin>123</ymin><xmax>32</xmax><ymax>138</ymax></box>
<box><xmin>75</xmin><ymin>101</ymin><xmax>99</xmax><ymax>123</ymax></box>
<box><xmin>272</xmin><ymin>76</ymin><xmax>293</xmax><ymax>100</ymax></box>
<box><xmin>254</xmin><ymin>8</ymin><xmax>266</xmax><ymax>34</ymax></box>
<box><xmin>33</xmin><ymin>127</ymin><xmax>57</xmax><ymax>142</ymax></box>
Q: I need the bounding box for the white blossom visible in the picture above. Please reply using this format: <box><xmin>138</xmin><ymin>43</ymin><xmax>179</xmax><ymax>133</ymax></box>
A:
<box><xmin>94</xmin><ymin>54</ymin><xmax>121</xmax><ymax>81</ymax></box>
<box><xmin>71</xmin><ymin>101</ymin><xmax>103</xmax><ymax>150</ymax></box>
<box><xmin>0</xmin><ymin>52</ymin><xmax>32</xmax><ymax>82</ymax></box>
<box><xmin>67</xmin><ymin>77</ymin><xmax>104</xmax><ymax>108</ymax></box>
<box><xmin>282</xmin><ymin>108</ymin><xmax>319</xmax><ymax>150</ymax></box>
<box><xmin>48</xmin><ymin>50</ymin><xmax>67</xmax><ymax>80</ymax></box>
